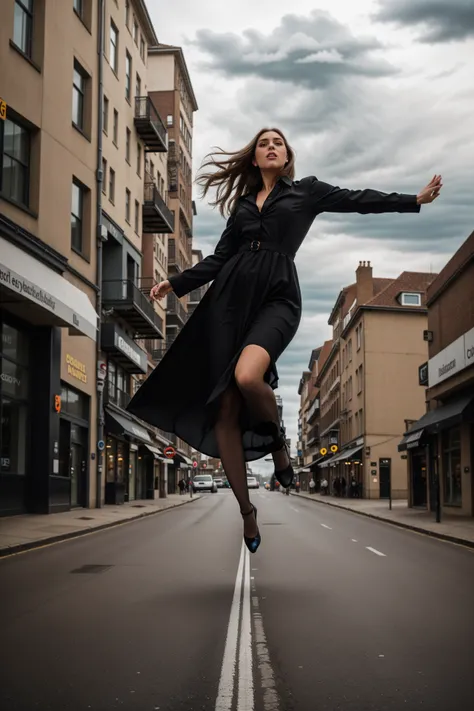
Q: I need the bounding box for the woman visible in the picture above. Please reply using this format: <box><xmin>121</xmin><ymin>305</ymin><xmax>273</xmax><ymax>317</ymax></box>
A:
<box><xmin>127</xmin><ymin>127</ymin><xmax>442</xmax><ymax>553</ymax></box>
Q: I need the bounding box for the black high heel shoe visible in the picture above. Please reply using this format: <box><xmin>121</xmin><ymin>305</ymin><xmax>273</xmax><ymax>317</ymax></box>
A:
<box><xmin>241</xmin><ymin>504</ymin><xmax>261</xmax><ymax>554</ymax></box>
<box><xmin>255</xmin><ymin>422</ymin><xmax>294</xmax><ymax>489</ymax></box>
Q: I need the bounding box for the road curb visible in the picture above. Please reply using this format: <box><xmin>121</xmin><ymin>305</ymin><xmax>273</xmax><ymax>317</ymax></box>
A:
<box><xmin>0</xmin><ymin>496</ymin><xmax>201</xmax><ymax>559</ymax></box>
<box><xmin>290</xmin><ymin>493</ymin><xmax>474</xmax><ymax>549</ymax></box>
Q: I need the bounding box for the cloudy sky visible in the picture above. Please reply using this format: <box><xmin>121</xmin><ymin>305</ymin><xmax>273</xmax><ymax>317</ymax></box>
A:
<box><xmin>147</xmin><ymin>0</ymin><xmax>474</xmax><ymax>476</ymax></box>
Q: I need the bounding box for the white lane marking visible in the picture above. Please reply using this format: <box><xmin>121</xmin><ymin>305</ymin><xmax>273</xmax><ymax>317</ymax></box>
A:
<box><xmin>215</xmin><ymin>542</ymin><xmax>245</xmax><ymax>711</ymax></box>
<box><xmin>320</xmin><ymin>523</ymin><xmax>332</xmax><ymax>530</ymax></box>
<box><xmin>252</xmin><ymin>596</ymin><xmax>280</xmax><ymax>711</ymax></box>
<box><xmin>290</xmin><ymin>506</ymin><xmax>299</xmax><ymax>513</ymax></box>
<box><xmin>352</xmin><ymin>539</ymin><xmax>358</xmax><ymax>543</ymax></box>
<box><xmin>366</xmin><ymin>546</ymin><xmax>386</xmax><ymax>557</ymax></box>
<box><xmin>238</xmin><ymin>548</ymin><xmax>254</xmax><ymax>711</ymax></box>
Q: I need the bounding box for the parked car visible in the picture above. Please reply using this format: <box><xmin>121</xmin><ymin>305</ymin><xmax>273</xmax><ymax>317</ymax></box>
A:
<box><xmin>193</xmin><ymin>474</ymin><xmax>218</xmax><ymax>493</ymax></box>
<box><xmin>214</xmin><ymin>478</ymin><xmax>224</xmax><ymax>488</ymax></box>
<box><xmin>247</xmin><ymin>476</ymin><xmax>259</xmax><ymax>489</ymax></box>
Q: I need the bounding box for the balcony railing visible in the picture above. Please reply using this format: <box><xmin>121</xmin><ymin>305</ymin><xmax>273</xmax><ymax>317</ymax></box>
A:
<box><xmin>105</xmin><ymin>385</ymin><xmax>131</xmax><ymax>410</ymax></box>
<box><xmin>143</xmin><ymin>183</ymin><xmax>175</xmax><ymax>234</ymax></box>
<box><xmin>188</xmin><ymin>286</ymin><xmax>206</xmax><ymax>304</ymax></box>
<box><xmin>168</xmin><ymin>240</ymin><xmax>189</xmax><ymax>273</ymax></box>
<box><xmin>307</xmin><ymin>397</ymin><xmax>320</xmax><ymax>423</ymax></box>
<box><xmin>167</xmin><ymin>292</ymin><xmax>188</xmax><ymax>326</ymax></box>
<box><xmin>134</xmin><ymin>96</ymin><xmax>168</xmax><ymax>152</ymax></box>
<box><xmin>102</xmin><ymin>279</ymin><xmax>164</xmax><ymax>339</ymax></box>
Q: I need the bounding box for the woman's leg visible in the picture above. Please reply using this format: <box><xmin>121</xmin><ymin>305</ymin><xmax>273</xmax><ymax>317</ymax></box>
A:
<box><xmin>215</xmin><ymin>384</ymin><xmax>257</xmax><ymax>538</ymax></box>
<box><xmin>235</xmin><ymin>345</ymin><xmax>289</xmax><ymax>471</ymax></box>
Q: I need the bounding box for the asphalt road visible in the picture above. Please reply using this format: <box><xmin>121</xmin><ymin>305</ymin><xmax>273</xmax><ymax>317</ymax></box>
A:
<box><xmin>0</xmin><ymin>490</ymin><xmax>473</xmax><ymax>711</ymax></box>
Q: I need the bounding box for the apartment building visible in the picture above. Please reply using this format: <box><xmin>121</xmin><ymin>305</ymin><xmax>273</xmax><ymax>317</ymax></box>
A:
<box><xmin>187</xmin><ymin>249</ymin><xmax>208</xmax><ymax>318</ymax></box>
<box><xmin>320</xmin><ymin>262</ymin><xmax>435</xmax><ymax>499</ymax></box>
<box><xmin>399</xmin><ymin>230</ymin><xmax>474</xmax><ymax>517</ymax></box>
<box><xmin>0</xmin><ymin>0</ymin><xmax>100</xmax><ymax>516</ymax></box>
<box><xmin>0</xmin><ymin>1</ymin><xmax>179</xmax><ymax>516</ymax></box>
<box><xmin>148</xmin><ymin>44</ymin><xmax>198</xmax><ymax>339</ymax></box>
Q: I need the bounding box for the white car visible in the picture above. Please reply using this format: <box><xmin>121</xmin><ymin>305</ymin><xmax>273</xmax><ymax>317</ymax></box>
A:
<box><xmin>214</xmin><ymin>478</ymin><xmax>224</xmax><ymax>488</ymax></box>
<box><xmin>192</xmin><ymin>474</ymin><xmax>218</xmax><ymax>493</ymax></box>
<box><xmin>247</xmin><ymin>476</ymin><xmax>259</xmax><ymax>489</ymax></box>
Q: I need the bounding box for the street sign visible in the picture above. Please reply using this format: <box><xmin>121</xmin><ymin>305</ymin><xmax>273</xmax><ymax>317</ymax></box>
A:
<box><xmin>192</xmin><ymin>460</ymin><xmax>198</xmax><ymax>469</ymax></box>
<box><xmin>0</xmin><ymin>99</ymin><xmax>6</xmax><ymax>121</ymax></box>
<box><xmin>330</xmin><ymin>444</ymin><xmax>338</xmax><ymax>453</ymax></box>
<box><xmin>97</xmin><ymin>440</ymin><xmax>105</xmax><ymax>451</ymax></box>
<box><xmin>202</xmin><ymin>462</ymin><xmax>207</xmax><ymax>468</ymax></box>
<box><xmin>320</xmin><ymin>447</ymin><xmax>327</xmax><ymax>456</ymax></box>
<box><xmin>164</xmin><ymin>446</ymin><xmax>176</xmax><ymax>459</ymax></box>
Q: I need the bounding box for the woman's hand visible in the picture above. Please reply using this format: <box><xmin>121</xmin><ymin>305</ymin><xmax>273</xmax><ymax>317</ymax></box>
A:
<box><xmin>150</xmin><ymin>280</ymin><xmax>173</xmax><ymax>301</ymax></box>
<box><xmin>417</xmin><ymin>175</ymin><xmax>443</xmax><ymax>205</ymax></box>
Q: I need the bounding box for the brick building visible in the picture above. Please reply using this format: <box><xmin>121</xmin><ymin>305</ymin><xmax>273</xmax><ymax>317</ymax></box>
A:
<box><xmin>399</xmin><ymin>230</ymin><xmax>474</xmax><ymax>517</ymax></box>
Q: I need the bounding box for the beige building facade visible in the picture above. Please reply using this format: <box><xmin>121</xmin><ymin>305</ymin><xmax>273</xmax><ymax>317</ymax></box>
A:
<box><xmin>313</xmin><ymin>263</ymin><xmax>435</xmax><ymax>499</ymax></box>
<box><xmin>0</xmin><ymin>1</ymin><xmax>185</xmax><ymax>516</ymax></box>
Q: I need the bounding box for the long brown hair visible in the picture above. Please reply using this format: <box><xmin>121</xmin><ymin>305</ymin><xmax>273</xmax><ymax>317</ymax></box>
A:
<box><xmin>196</xmin><ymin>127</ymin><xmax>296</xmax><ymax>216</ymax></box>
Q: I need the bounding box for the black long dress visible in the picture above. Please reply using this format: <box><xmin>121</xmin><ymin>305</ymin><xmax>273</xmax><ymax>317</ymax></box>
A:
<box><xmin>127</xmin><ymin>175</ymin><xmax>420</xmax><ymax>460</ymax></box>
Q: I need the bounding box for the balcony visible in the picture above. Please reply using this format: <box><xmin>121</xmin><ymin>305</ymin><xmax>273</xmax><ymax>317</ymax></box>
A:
<box><xmin>188</xmin><ymin>286</ymin><xmax>205</xmax><ymax>305</ymax></box>
<box><xmin>307</xmin><ymin>397</ymin><xmax>320</xmax><ymax>423</ymax></box>
<box><xmin>134</xmin><ymin>96</ymin><xmax>168</xmax><ymax>152</ymax></box>
<box><xmin>167</xmin><ymin>292</ymin><xmax>188</xmax><ymax>327</ymax></box>
<box><xmin>102</xmin><ymin>279</ymin><xmax>164</xmax><ymax>339</ymax></box>
<box><xmin>104</xmin><ymin>385</ymin><xmax>131</xmax><ymax>410</ymax></box>
<box><xmin>168</xmin><ymin>240</ymin><xmax>189</xmax><ymax>273</ymax></box>
<box><xmin>143</xmin><ymin>183</ymin><xmax>175</xmax><ymax>234</ymax></box>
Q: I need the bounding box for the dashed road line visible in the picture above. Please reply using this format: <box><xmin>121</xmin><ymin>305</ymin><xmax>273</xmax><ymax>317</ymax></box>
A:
<box><xmin>366</xmin><ymin>546</ymin><xmax>386</xmax><ymax>557</ymax></box>
<box><xmin>290</xmin><ymin>506</ymin><xmax>299</xmax><ymax>513</ymax></box>
<box><xmin>320</xmin><ymin>523</ymin><xmax>332</xmax><ymax>530</ymax></box>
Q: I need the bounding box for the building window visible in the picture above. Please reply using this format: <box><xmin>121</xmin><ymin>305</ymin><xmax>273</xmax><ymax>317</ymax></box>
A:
<box><xmin>133</xmin><ymin>18</ymin><xmax>138</xmax><ymax>44</ymax></box>
<box><xmin>125</xmin><ymin>127</ymin><xmax>131</xmax><ymax>163</ymax></box>
<box><xmin>103</xmin><ymin>95</ymin><xmax>109</xmax><ymax>133</ymax></box>
<box><xmin>166</xmin><ymin>115</ymin><xmax>173</xmax><ymax>127</ymax></box>
<box><xmin>113</xmin><ymin>109</ymin><xmax>118</xmax><ymax>145</ymax></box>
<box><xmin>125</xmin><ymin>0</ymin><xmax>130</xmax><ymax>28</ymax></box>
<box><xmin>101</xmin><ymin>157</ymin><xmax>107</xmax><ymax>194</ymax></box>
<box><xmin>73</xmin><ymin>0</ymin><xmax>83</xmax><ymax>18</ymax></box>
<box><xmin>442</xmin><ymin>427</ymin><xmax>462</xmax><ymax>506</ymax></box>
<box><xmin>140</xmin><ymin>36</ymin><xmax>146</xmax><ymax>61</ymax></box>
<box><xmin>400</xmin><ymin>292</ymin><xmax>422</xmax><ymax>306</ymax></box>
<box><xmin>136</xmin><ymin>142</ymin><xmax>142</xmax><ymax>176</ymax></box>
<box><xmin>134</xmin><ymin>199</ymin><xmax>139</xmax><ymax>233</ymax></box>
<box><xmin>72</xmin><ymin>61</ymin><xmax>87</xmax><ymax>130</ymax></box>
<box><xmin>0</xmin><ymin>117</ymin><xmax>30</xmax><ymax>207</ymax></box>
<box><xmin>348</xmin><ymin>339</ymin><xmax>353</xmax><ymax>362</ymax></box>
<box><xmin>71</xmin><ymin>180</ymin><xmax>84</xmax><ymax>253</ymax></box>
<box><xmin>109</xmin><ymin>21</ymin><xmax>118</xmax><ymax>73</ymax></box>
<box><xmin>108</xmin><ymin>167</ymin><xmax>115</xmax><ymax>204</ymax></box>
<box><xmin>356</xmin><ymin>324</ymin><xmax>362</xmax><ymax>350</ymax></box>
<box><xmin>125</xmin><ymin>188</ymin><xmax>131</xmax><ymax>223</ymax></box>
<box><xmin>125</xmin><ymin>51</ymin><xmax>132</xmax><ymax>101</ymax></box>
<box><xmin>136</xmin><ymin>73</ymin><xmax>141</xmax><ymax>99</ymax></box>
<box><xmin>13</xmin><ymin>0</ymin><xmax>34</xmax><ymax>58</ymax></box>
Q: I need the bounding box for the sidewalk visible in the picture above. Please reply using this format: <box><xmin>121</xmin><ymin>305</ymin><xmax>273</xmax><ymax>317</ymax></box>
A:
<box><xmin>291</xmin><ymin>491</ymin><xmax>474</xmax><ymax>548</ymax></box>
<box><xmin>0</xmin><ymin>494</ymin><xmax>201</xmax><ymax>558</ymax></box>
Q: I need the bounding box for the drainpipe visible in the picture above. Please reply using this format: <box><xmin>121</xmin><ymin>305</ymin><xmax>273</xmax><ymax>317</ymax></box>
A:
<box><xmin>95</xmin><ymin>0</ymin><xmax>106</xmax><ymax>508</ymax></box>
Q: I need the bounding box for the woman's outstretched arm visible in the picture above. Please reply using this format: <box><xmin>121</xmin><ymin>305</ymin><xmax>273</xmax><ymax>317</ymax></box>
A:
<box><xmin>168</xmin><ymin>214</ymin><xmax>238</xmax><ymax>298</ymax></box>
<box><xmin>307</xmin><ymin>175</ymin><xmax>442</xmax><ymax>214</ymax></box>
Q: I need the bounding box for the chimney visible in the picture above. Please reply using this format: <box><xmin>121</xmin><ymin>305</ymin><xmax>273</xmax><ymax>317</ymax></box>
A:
<box><xmin>356</xmin><ymin>260</ymin><xmax>373</xmax><ymax>305</ymax></box>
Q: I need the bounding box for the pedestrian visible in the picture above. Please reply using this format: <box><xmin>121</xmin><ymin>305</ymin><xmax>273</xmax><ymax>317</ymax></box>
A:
<box><xmin>321</xmin><ymin>478</ymin><xmax>328</xmax><ymax>496</ymax></box>
<box><xmin>126</xmin><ymin>127</ymin><xmax>442</xmax><ymax>555</ymax></box>
<box><xmin>341</xmin><ymin>476</ymin><xmax>347</xmax><ymax>498</ymax></box>
<box><xmin>178</xmin><ymin>478</ymin><xmax>185</xmax><ymax>495</ymax></box>
<box><xmin>309</xmin><ymin>478</ymin><xmax>316</xmax><ymax>495</ymax></box>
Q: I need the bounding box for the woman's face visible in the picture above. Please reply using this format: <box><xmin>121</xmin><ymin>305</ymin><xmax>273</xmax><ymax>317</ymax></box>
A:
<box><xmin>253</xmin><ymin>131</ymin><xmax>288</xmax><ymax>172</ymax></box>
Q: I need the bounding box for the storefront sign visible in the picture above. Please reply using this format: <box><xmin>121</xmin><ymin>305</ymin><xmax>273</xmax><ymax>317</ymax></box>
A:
<box><xmin>101</xmin><ymin>212</ymin><xmax>124</xmax><ymax>244</ymax></box>
<box><xmin>101</xmin><ymin>323</ymin><xmax>147</xmax><ymax>373</ymax></box>
<box><xmin>428</xmin><ymin>326</ymin><xmax>474</xmax><ymax>387</ymax></box>
<box><xmin>418</xmin><ymin>362</ymin><xmax>428</xmax><ymax>387</ymax></box>
<box><xmin>66</xmin><ymin>354</ymin><xmax>87</xmax><ymax>383</ymax></box>
<box><xmin>115</xmin><ymin>333</ymin><xmax>147</xmax><ymax>372</ymax></box>
<box><xmin>0</xmin><ymin>98</ymin><xmax>6</xmax><ymax>120</ymax></box>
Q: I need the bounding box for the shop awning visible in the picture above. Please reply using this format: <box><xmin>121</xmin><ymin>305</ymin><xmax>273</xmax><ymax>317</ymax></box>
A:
<box><xmin>173</xmin><ymin>452</ymin><xmax>193</xmax><ymax>466</ymax></box>
<box><xmin>398</xmin><ymin>429</ymin><xmax>425</xmax><ymax>452</ymax></box>
<box><xmin>142</xmin><ymin>444</ymin><xmax>166</xmax><ymax>461</ymax></box>
<box><xmin>0</xmin><ymin>237</ymin><xmax>98</xmax><ymax>340</ymax></box>
<box><xmin>327</xmin><ymin>445</ymin><xmax>363</xmax><ymax>465</ymax></box>
<box><xmin>399</xmin><ymin>392</ymin><xmax>474</xmax><ymax>440</ymax></box>
<box><xmin>105</xmin><ymin>408</ymin><xmax>152</xmax><ymax>444</ymax></box>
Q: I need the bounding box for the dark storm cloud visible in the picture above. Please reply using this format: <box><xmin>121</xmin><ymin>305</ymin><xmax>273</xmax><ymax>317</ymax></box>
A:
<box><xmin>374</xmin><ymin>0</ymin><xmax>474</xmax><ymax>43</ymax></box>
<box><xmin>193</xmin><ymin>10</ymin><xmax>397</xmax><ymax>89</ymax></box>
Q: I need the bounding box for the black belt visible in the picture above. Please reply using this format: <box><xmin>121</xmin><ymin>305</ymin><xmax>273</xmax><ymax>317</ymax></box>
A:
<box><xmin>238</xmin><ymin>240</ymin><xmax>295</xmax><ymax>259</ymax></box>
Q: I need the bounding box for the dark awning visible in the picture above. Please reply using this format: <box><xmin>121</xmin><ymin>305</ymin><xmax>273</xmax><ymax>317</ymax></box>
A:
<box><xmin>327</xmin><ymin>445</ymin><xmax>363</xmax><ymax>465</ymax></box>
<box><xmin>398</xmin><ymin>392</ymin><xmax>474</xmax><ymax>447</ymax></box>
<box><xmin>105</xmin><ymin>408</ymin><xmax>152</xmax><ymax>444</ymax></box>
<box><xmin>398</xmin><ymin>429</ymin><xmax>425</xmax><ymax>452</ymax></box>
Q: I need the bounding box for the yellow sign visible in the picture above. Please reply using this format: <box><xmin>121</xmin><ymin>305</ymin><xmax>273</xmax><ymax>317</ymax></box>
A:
<box><xmin>0</xmin><ymin>99</ymin><xmax>6</xmax><ymax>121</ymax></box>
<box><xmin>66</xmin><ymin>354</ymin><xmax>87</xmax><ymax>383</ymax></box>
<box><xmin>330</xmin><ymin>444</ymin><xmax>339</xmax><ymax>453</ymax></box>
<box><xmin>320</xmin><ymin>447</ymin><xmax>327</xmax><ymax>456</ymax></box>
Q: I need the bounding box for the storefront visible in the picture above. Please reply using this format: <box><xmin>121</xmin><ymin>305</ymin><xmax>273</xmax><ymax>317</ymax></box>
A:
<box><xmin>104</xmin><ymin>408</ymin><xmax>162</xmax><ymax>504</ymax></box>
<box><xmin>0</xmin><ymin>234</ymin><xmax>97</xmax><ymax>516</ymax></box>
